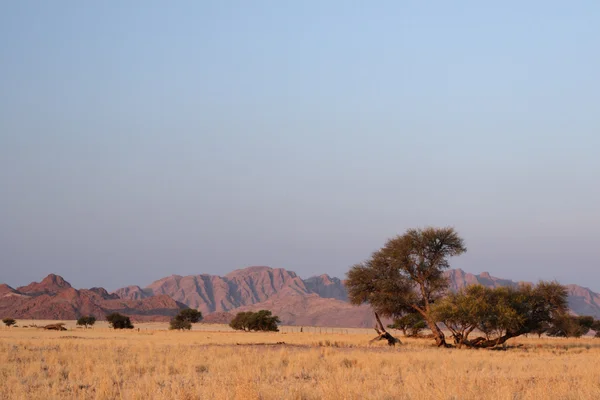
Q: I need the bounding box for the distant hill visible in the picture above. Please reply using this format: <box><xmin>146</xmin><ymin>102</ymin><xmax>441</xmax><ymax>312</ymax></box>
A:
<box><xmin>114</xmin><ymin>266</ymin><xmax>600</xmax><ymax>325</ymax></box>
<box><xmin>444</xmin><ymin>269</ymin><xmax>600</xmax><ymax>319</ymax></box>
<box><xmin>114</xmin><ymin>266</ymin><xmax>348</xmax><ymax>315</ymax></box>
<box><xmin>3</xmin><ymin>267</ymin><xmax>599</xmax><ymax>326</ymax></box>
<box><xmin>0</xmin><ymin>274</ymin><xmax>187</xmax><ymax>322</ymax></box>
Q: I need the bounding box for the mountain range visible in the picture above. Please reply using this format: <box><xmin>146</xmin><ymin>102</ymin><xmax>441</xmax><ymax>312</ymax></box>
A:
<box><xmin>0</xmin><ymin>274</ymin><xmax>187</xmax><ymax>322</ymax></box>
<box><xmin>1</xmin><ymin>267</ymin><xmax>599</xmax><ymax>327</ymax></box>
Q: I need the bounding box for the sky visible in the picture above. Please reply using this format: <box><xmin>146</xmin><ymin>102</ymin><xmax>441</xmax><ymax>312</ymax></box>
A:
<box><xmin>1</xmin><ymin>1</ymin><xmax>599</xmax><ymax>291</ymax></box>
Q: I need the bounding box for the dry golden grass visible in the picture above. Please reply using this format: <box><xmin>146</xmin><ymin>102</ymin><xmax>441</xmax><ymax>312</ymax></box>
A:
<box><xmin>1</xmin><ymin>322</ymin><xmax>600</xmax><ymax>400</ymax></box>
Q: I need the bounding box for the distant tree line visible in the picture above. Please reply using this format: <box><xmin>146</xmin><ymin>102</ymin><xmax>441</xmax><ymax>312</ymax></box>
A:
<box><xmin>347</xmin><ymin>227</ymin><xmax>600</xmax><ymax>348</ymax></box>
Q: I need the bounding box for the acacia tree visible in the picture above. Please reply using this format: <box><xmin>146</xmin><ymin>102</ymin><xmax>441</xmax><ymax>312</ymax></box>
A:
<box><xmin>547</xmin><ymin>315</ymin><xmax>594</xmax><ymax>338</ymax></box>
<box><xmin>169</xmin><ymin>309</ymin><xmax>203</xmax><ymax>330</ymax></box>
<box><xmin>76</xmin><ymin>316</ymin><xmax>96</xmax><ymax>329</ymax></box>
<box><xmin>432</xmin><ymin>285</ymin><xmax>492</xmax><ymax>347</ymax></box>
<box><xmin>346</xmin><ymin>227</ymin><xmax>466</xmax><ymax>347</ymax></box>
<box><xmin>434</xmin><ymin>282</ymin><xmax>568</xmax><ymax>347</ymax></box>
<box><xmin>2</xmin><ymin>318</ymin><xmax>16</xmax><ymax>327</ymax></box>
<box><xmin>229</xmin><ymin>310</ymin><xmax>280</xmax><ymax>332</ymax></box>
<box><xmin>106</xmin><ymin>313</ymin><xmax>134</xmax><ymax>329</ymax></box>
<box><xmin>388</xmin><ymin>312</ymin><xmax>427</xmax><ymax>337</ymax></box>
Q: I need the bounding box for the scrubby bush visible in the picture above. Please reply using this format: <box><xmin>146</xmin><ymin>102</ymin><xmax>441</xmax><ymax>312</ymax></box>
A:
<box><xmin>169</xmin><ymin>308</ymin><xmax>202</xmax><ymax>330</ymax></box>
<box><xmin>2</xmin><ymin>318</ymin><xmax>16</xmax><ymax>327</ymax></box>
<box><xmin>76</xmin><ymin>316</ymin><xmax>96</xmax><ymax>329</ymax></box>
<box><xmin>229</xmin><ymin>310</ymin><xmax>280</xmax><ymax>332</ymax></box>
<box><xmin>106</xmin><ymin>313</ymin><xmax>134</xmax><ymax>329</ymax></box>
<box><xmin>547</xmin><ymin>315</ymin><xmax>594</xmax><ymax>338</ymax></box>
<box><xmin>388</xmin><ymin>312</ymin><xmax>427</xmax><ymax>337</ymax></box>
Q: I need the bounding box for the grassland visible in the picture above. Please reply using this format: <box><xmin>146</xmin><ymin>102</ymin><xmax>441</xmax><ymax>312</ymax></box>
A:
<box><xmin>1</xmin><ymin>322</ymin><xmax>600</xmax><ymax>400</ymax></box>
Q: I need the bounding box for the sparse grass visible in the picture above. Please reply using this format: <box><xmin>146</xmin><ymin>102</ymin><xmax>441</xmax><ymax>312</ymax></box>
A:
<box><xmin>1</xmin><ymin>322</ymin><xmax>600</xmax><ymax>399</ymax></box>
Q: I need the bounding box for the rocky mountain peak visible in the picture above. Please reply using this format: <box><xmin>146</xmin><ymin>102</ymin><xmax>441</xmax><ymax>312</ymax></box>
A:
<box><xmin>17</xmin><ymin>273</ymin><xmax>72</xmax><ymax>295</ymax></box>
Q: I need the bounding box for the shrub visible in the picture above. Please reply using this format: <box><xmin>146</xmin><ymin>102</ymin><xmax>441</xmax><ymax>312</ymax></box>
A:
<box><xmin>170</xmin><ymin>319</ymin><xmax>192</xmax><ymax>330</ymax></box>
<box><xmin>169</xmin><ymin>308</ymin><xmax>202</xmax><ymax>330</ymax></box>
<box><xmin>547</xmin><ymin>315</ymin><xmax>594</xmax><ymax>338</ymax></box>
<box><xmin>106</xmin><ymin>313</ymin><xmax>134</xmax><ymax>329</ymax></box>
<box><xmin>3</xmin><ymin>318</ymin><xmax>16</xmax><ymax>327</ymax></box>
<box><xmin>229</xmin><ymin>311</ymin><xmax>254</xmax><ymax>331</ymax></box>
<box><xmin>388</xmin><ymin>313</ymin><xmax>427</xmax><ymax>337</ymax></box>
<box><xmin>76</xmin><ymin>316</ymin><xmax>96</xmax><ymax>329</ymax></box>
<box><xmin>229</xmin><ymin>310</ymin><xmax>280</xmax><ymax>332</ymax></box>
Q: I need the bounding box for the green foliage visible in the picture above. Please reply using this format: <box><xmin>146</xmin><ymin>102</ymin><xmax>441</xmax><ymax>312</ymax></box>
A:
<box><xmin>229</xmin><ymin>311</ymin><xmax>254</xmax><ymax>331</ymax></box>
<box><xmin>346</xmin><ymin>227</ymin><xmax>467</xmax><ymax>346</ymax></box>
<box><xmin>76</xmin><ymin>316</ymin><xmax>96</xmax><ymax>328</ymax></box>
<box><xmin>547</xmin><ymin>315</ymin><xmax>594</xmax><ymax>338</ymax></box>
<box><xmin>2</xmin><ymin>318</ymin><xmax>16</xmax><ymax>327</ymax></box>
<box><xmin>229</xmin><ymin>310</ymin><xmax>280</xmax><ymax>332</ymax></box>
<box><xmin>388</xmin><ymin>313</ymin><xmax>427</xmax><ymax>337</ymax></box>
<box><xmin>106</xmin><ymin>313</ymin><xmax>134</xmax><ymax>329</ymax></box>
<box><xmin>176</xmin><ymin>308</ymin><xmax>203</xmax><ymax>323</ymax></box>
<box><xmin>169</xmin><ymin>308</ymin><xmax>203</xmax><ymax>330</ymax></box>
<box><xmin>169</xmin><ymin>318</ymin><xmax>192</xmax><ymax>330</ymax></box>
<box><xmin>433</xmin><ymin>282</ymin><xmax>569</xmax><ymax>347</ymax></box>
<box><xmin>530</xmin><ymin>321</ymin><xmax>551</xmax><ymax>338</ymax></box>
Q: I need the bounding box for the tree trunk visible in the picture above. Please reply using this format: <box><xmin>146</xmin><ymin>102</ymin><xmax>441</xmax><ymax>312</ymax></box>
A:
<box><xmin>426</xmin><ymin>318</ymin><xmax>447</xmax><ymax>347</ymax></box>
<box><xmin>466</xmin><ymin>331</ymin><xmax>519</xmax><ymax>348</ymax></box>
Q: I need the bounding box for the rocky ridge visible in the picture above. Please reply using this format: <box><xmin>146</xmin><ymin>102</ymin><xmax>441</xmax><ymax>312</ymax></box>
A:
<box><xmin>3</xmin><ymin>267</ymin><xmax>599</xmax><ymax>326</ymax></box>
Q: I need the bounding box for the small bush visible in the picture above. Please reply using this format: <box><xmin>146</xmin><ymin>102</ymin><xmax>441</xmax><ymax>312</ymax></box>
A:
<box><xmin>169</xmin><ymin>308</ymin><xmax>202</xmax><ymax>330</ymax></box>
<box><xmin>2</xmin><ymin>318</ymin><xmax>16</xmax><ymax>327</ymax></box>
<box><xmin>106</xmin><ymin>313</ymin><xmax>134</xmax><ymax>329</ymax></box>
<box><xmin>229</xmin><ymin>310</ymin><xmax>280</xmax><ymax>332</ymax></box>
<box><xmin>76</xmin><ymin>316</ymin><xmax>96</xmax><ymax>329</ymax></box>
<box><xmin>388</xmin><ymin>312</ymin><xmax>427</xmax><ymax>337</ymax></box>
<box><xmin>169</xmin><ymin>318</ymin><xmax>192</xmax><ymax>331</ymax></box>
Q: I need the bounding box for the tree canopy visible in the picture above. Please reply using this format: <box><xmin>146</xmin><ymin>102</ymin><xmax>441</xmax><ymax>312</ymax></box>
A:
<box><xmin>546</xmin><ymin>314</ymin><xmax>594</xmax><ymax>338</ymax></box>
<box><xmin>433</xmin><ymin>282</ymin><xmax>569</xmax><ymax>347</ymax></box>
<box><xmin>106</xmin><ymin>313</ymin><xmax>134</xmax><ymax>329</ymax></box>
<box><xmin>346</xmin><ymin>227</ymin><xmax>466</xmax><ymax>347</ymax></box>
<box><xmin>388</xmin><ymin>312</ymin><xmax>427</xmax><ymax>337</ymax></box>
<box><xmin>76</xmin><ymin>316</ymin><xmax>96</xmax><ymax>329</ymax></box>
<box><xmin>229</xmin><ymin>310</ymin><xmax>280</xmax><ymax>332</ymax></box>
<box><xmin>169</xmin><ymin>308</ymin><xmax>203</xmax><ymax>330</ymax></box>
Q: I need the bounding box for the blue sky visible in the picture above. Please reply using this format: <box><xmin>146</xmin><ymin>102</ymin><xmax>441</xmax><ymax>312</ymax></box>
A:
<box><xmin>1</xmin><ymin>1</ymin><xmax>599</xmax><ymax>291</ymax></box>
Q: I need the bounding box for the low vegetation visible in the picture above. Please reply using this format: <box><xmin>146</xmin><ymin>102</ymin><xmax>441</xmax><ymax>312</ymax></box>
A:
<box><xmin>76</xmin><ymin>316</ymin><xmax>96</xmax><ymax>329</ymax></box>
<box><xmin>169</xmin><ymin>308</ymin><xmax>203</xmax><ymax>330</ymax></box>
<box><xmin>229</xmin><ymin>310</ymin><xmax>280</xmax><ymax>332</ymax></box>
<box><xmin>2</xmin><ymin>318</ymin><xmax>16</xmax><ymax>327</ymax></box>
<box><xmin>106</xmin><ymin>313</ymin><xmax>133</xmax><ymax>329</ymax></box>
<box><xmin>388</xmin><ymin>312</ymin><xmax>427</xmax><ymax>337</ymax></box>
<box><xmin>546</xmin><ymin>315</ymin><xmax>596</xmax><ymax>338</ymax></box>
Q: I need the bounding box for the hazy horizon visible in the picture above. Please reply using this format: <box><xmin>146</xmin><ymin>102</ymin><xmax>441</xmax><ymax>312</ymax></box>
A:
<box><xmin>2</xmin><ymin>2</ymin><xmax>599</xmax><ymax>292</ymax></box>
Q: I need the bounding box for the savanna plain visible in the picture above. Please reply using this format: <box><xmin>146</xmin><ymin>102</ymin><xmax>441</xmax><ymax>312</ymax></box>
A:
<box><xmin>1</xmin><ymin>322</ymin><xmax>599</xmax><ymax>400</ymax></box>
